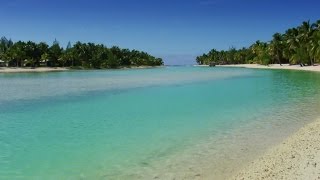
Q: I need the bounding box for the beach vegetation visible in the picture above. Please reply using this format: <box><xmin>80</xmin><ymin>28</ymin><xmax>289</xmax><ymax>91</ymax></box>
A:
<box><xmin>0</xmin><ymin>38</ymin><xmax>163</xmax><ymax>68</ymax></box>
<box><xmin>197</xmin><ymin>20</ymin><xmax>320</xmax><ymax>66</ymax></box>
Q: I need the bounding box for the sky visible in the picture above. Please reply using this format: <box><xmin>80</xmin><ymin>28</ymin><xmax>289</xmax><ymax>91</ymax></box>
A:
<box><xmin>0</xmin><ymin>0</ymin><xmax>319</xmax><ymax>65</ymax></box>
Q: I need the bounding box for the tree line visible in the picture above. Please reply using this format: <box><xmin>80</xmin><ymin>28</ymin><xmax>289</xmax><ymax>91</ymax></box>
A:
<box><xmin>196</xmin><ymin>20</ymin><xmax>320</xmax><ymax>66</ymax></box>
<box><xmin>0</xmin><ymin>38</ymin><xmax>163</xmax><ymax>68</ymax></box>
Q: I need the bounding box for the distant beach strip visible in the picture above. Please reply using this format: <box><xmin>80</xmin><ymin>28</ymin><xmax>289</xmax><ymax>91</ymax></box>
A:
<box><xmin>0</xmin><ymin>67</ymin><xmax>69</xmax><ymax>73</ymax></box>
<box><xmin>195</xmin><ymin>64</ymin><xmax>320</xmax><ymax>72</ymax></box>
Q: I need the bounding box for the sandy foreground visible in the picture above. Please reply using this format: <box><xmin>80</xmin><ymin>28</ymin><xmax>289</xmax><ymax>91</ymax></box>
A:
<box><xmin>231</xmin><ymin>117</ymin><xmax>320</xmax><ymax>180</ymax></box>
<box><xmin>0</xmin><ymin>67</ymin><xmax>69</xmax><ymax>73</ymax></box>
<box><xmin>217</xmin><ymin>64</ymin><xmax>320</xmax><ymax>72</ymax></box>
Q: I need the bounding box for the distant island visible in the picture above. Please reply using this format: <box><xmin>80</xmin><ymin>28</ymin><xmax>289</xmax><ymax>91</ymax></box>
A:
<box><xmin>196</xmin><ymin>20</ymin><xmax>320</xmax><ymax>66</ymax></box>
<box><xmin>0</xmin><ymin>38</ymin><xmax>163</xmax><ymax>69</ymax></box>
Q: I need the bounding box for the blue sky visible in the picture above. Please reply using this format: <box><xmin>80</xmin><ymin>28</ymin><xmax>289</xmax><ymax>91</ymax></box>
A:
<box><xmin>0</xmin><ymin>0</ymin><xmax>319</xmax><ymax>65</ymax></box>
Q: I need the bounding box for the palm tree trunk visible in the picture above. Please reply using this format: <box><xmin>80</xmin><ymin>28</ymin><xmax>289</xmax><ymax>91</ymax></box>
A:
<box><xmin>277</xmin><ymin>51</ymin><xmax>282</xmax><ymax>65</ymax></box>
<box><xmin>278</xmin><ymin>57</ymin><xmax>282</xmax><ymax>66</ymax></box>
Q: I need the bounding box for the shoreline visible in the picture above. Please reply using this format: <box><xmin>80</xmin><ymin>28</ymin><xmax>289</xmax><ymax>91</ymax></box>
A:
<box><xmin>232</xmin><ymin>116</ymin><xmax>320</xmax><ymax>179</ymax></box>
<box><xmin>196</xmin><ymin>64</ymin><xmax>320</xmax><ymax>72</ymax></box>
<box><xmin>222</xmin><ymin>64</ymin><xmax>320</xmax><ymax>72</ymax></box>
<box><xmin>0</xmin><ymin>66</ymin><xmax>163</xmax><ymax>73</ymax></box>
<box><xmin>0</xmin><ymin>67</ymin><xmax>70</xmax><ymax>73</ymax></box>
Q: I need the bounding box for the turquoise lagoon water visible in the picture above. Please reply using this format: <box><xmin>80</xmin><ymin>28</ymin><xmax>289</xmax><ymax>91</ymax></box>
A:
<box><xmin>0</xmin><ymin>67</ymin><xmax>320</xmax><ymax>179</ymax></box>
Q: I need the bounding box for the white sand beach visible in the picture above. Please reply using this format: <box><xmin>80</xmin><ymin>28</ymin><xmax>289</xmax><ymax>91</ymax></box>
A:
<box><xmin>232</xmin><ymin>117</ymin><xmax>320</xmax><ymax>180</ymax></box>
<box><xmin>0</xmin><ymin>67</ymin><xmax>69</xmax><ymax>73</ymax></box>
<box><xmin>0</xmin><ymin>66</ymin><xmax>163</xmax><ymax>73</ymax></box>
<box><xmin>218</xmin><ymin>64</ymin><xmax>320</xmax><ymax>72</ymax></box>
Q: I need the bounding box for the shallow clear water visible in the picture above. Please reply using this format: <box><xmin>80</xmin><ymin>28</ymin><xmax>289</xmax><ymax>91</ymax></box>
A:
<box><xmin>0</xmin><ymin>67</ymin><xmax>320</xmax><ymax>179</ymax></box>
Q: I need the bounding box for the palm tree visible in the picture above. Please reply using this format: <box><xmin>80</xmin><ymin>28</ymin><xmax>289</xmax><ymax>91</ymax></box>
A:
<box><xmin>37</xmin><ymin>42</ymin><xmax>49</xmax><ymax>67</ymax></box>
<box><xmin>48</xmin><ymin>40</ymin><xmax>62</xmax><ymax>67</ymax></box>
<box><xmin>269</xmin><ymin>33</ymin><xmax>284</xmax><ymax>65</ymax></box>
<box><xmin>311</xmin><ymin>20</ymin><xmax>320</xmax><ymax>64</ymax></box>
<box><xmin>283</xmin><ymin>28</ymin><xmax>301</xmax><ymax>64</ymax></box>
<box><xmin>298</xmin><ymin>21</ymin><xmax>314</xmax><ymax>65</ymax></box>
<box><xmin>250</xmin><ymin>41</ymin><xmax>270</xmax><ymax>65</ymax></box>
<box><xmin>9</xmin><ymin>41</ymin><xmax>26</xmax><ymax>67</ymax></box>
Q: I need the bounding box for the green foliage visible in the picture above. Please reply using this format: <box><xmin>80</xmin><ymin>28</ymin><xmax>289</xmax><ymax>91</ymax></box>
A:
<box><xmin>197</xmin><ymin>19</ymin><xmax>320</xmax><ymax>65</ymax></box>
<box><xmin>7</xmin><ymin>41</ymin><xmax>27</xmax><ymax>67</ymax></box>
<box><xmin>0</xmin><ymin>38</ymin><xmax>163</xmax><ymax>68</ymax></box>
